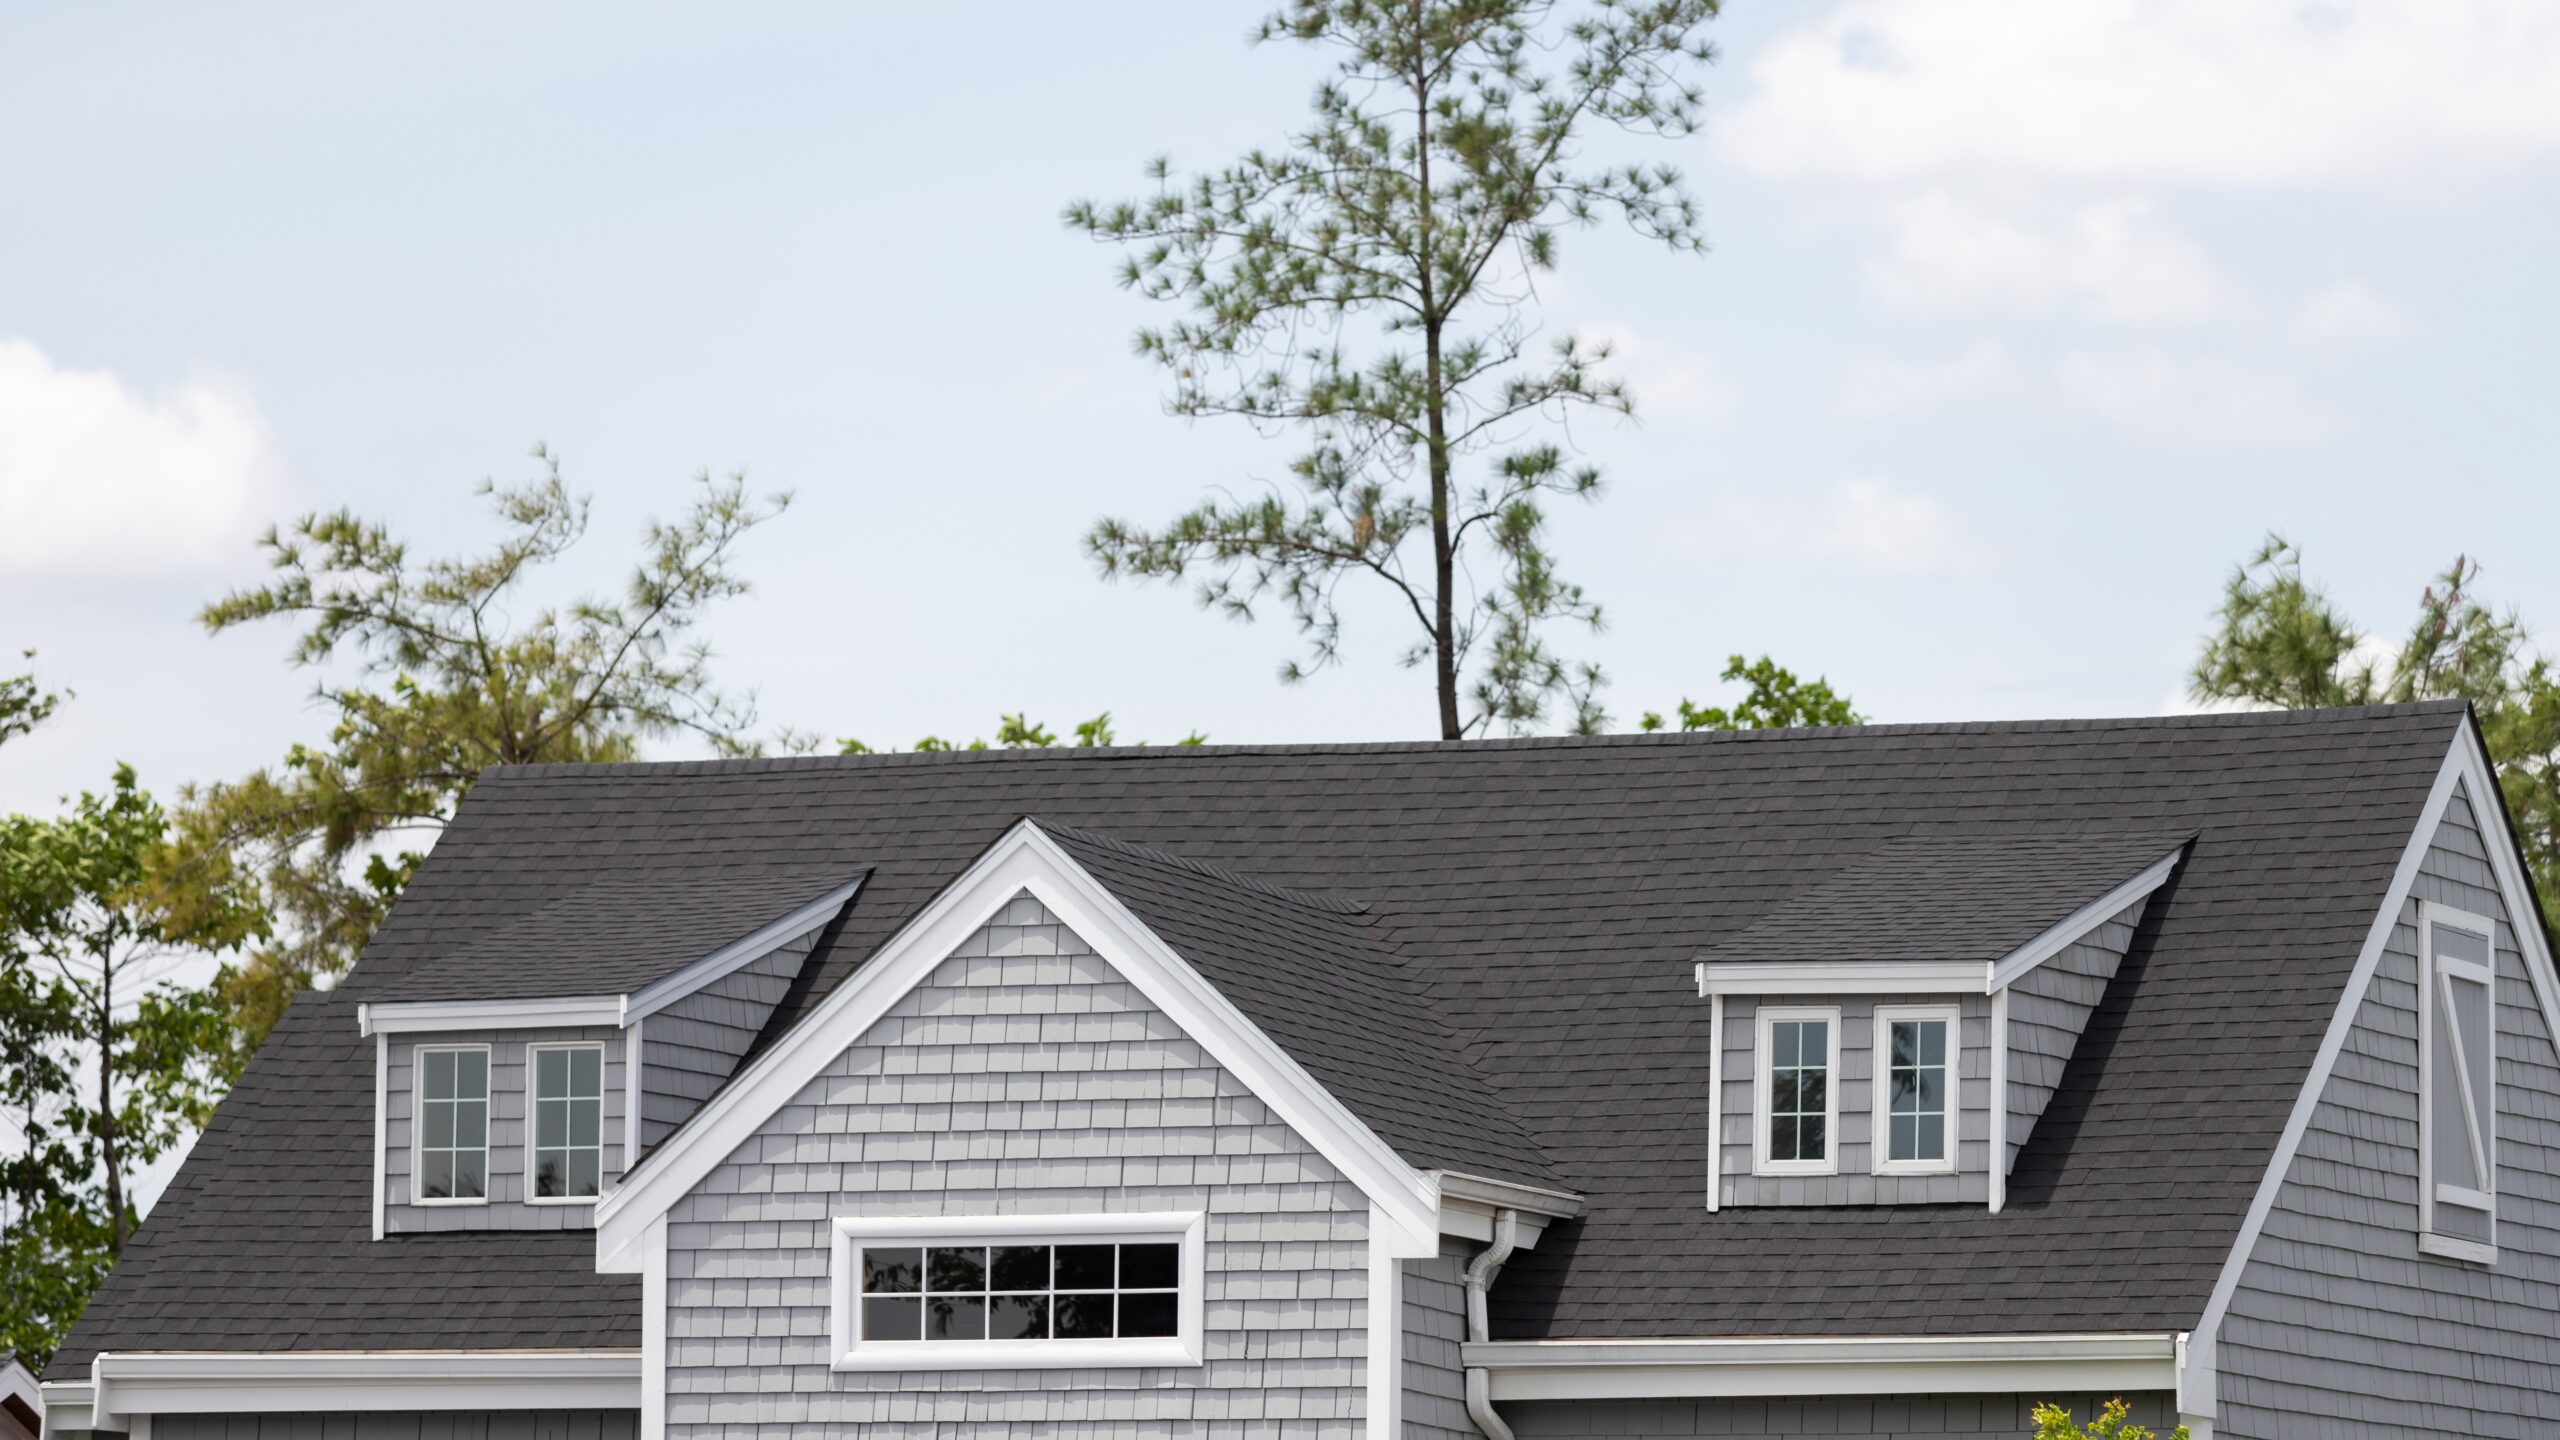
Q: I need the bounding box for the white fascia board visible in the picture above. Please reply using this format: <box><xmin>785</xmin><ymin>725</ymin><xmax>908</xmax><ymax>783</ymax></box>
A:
<box><xmin>1466</xmin><ymin>1332</ymin><xmax>2180</xmax><ymax>1403</ymax></box>
<box><xmin>1434</xmin><ymin>1171</ymin><xmax>1581</xmax><ymax>1248</ymax></box>
<box><xmin>622</xmin><ymin>876</ymin><xmax>862</xmax><ymax>1023</ymax></box>
<box><xmin>85</xmin><ymin>1351</ymin><xmax>640</xmax><ymax>1422</ymax></box>
<box><xmin>1696</xmin><ymin>961</ymin><xmax>1986</xmax><ymax>997</ymax></box>
<box><xmin>359</xmin><ymin>995</ymin><xmax>626</xmax><ymax>1037</ymax></box>
<box><xmin>595</xmin><ymin>820</ymin><xmax>1443</xmax><ymax>1267</ymax></box>
<box><xmin>2183</xmin><ymin>724</ymin><xmax>2542</xmax><ymax>1420</ymax></box>
<box><xmin>1987</xmin><ymin>847</ymin><xmax>2185</xmax><ymax>992</ymax></box>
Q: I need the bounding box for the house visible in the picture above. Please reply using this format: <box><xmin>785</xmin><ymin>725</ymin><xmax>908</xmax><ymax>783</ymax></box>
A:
<box><xmin>39</xmin><ymin>701</ymin><xmax>2560</xmax><ymax>1440</ymax></box>
<box><xmin>4</xmin><ymin>1355</ymin><xmax>41</xmax><ymax>1440</ymax></box>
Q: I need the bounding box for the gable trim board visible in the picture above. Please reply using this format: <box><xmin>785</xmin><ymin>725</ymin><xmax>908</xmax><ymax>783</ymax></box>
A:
<box><xmin>2180</xmin><ymin>719</ymin><xmax>2560</xmax><ymax>1423</ymax></box>
<box><xmin>1986</xmin><ymin>847</ymin><xmax>2182</xmax><ymax>990</ymax></box>
<box><xmin>58</xmin><ymin>1350</ymin><xmax>641</xmax><ymax>1431</ymax></box>
<box><xmin>594</xmin><ymin>819</ymin><xmax>1467</xmax><ymax>1270</ymax></box>
<box><xmin>621</xmin><ymin>877</ymin><xmax>862</xmax><ymax>1022</ymax></box>
<box><xmin>1464</xmin><ymin>1332</ymin><xmax>2182</xmax><ymax>1403</ymax></box>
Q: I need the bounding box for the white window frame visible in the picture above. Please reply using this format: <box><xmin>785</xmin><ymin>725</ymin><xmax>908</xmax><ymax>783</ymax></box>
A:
<box><xmin>525</xmin><ymin>1041</ymin><xmax>608</xmax><ymax>1206</ymax></box>
<box><xmin>2418</xmin><ymin>900</ymin><xmax>2499</xmax><ymax>1263</ymax></box>
<box><xmin>1753</xmin><ymin>1006</ymin><xmax>1842</xmax><ymax>1178</ymax></box>
<box><xmin>411</xmin><ymin>1043</ymin><xmax>492</xmax><ymax>1208</ymax></box>
<box><xmin>827</xmin><ymin>1211</ymin><xmax>1207</xmax><ymax>1371</ymax></box>
<box><xmin>1871</xmin><ymin>1004</ymin><xmax>1962</xmax><ymax>1177</ymax></box>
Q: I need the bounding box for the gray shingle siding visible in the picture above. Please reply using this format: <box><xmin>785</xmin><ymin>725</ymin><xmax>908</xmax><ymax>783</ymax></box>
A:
<box><xmin>639</xmin><ymin>929</ymin><xmax>817</xmax><ymax>1153</ymax></box>
<box><xmin>383</xmin><ymin>1026</ymin><xmax>624</xmax><ymax>1232</ymax></box>
<box><xmin>1405</xmin><ymin>1240</ymin><xmax>1478</xmax><ymax>1440</ymax></box>
<box><xmin>2215</xmin><ymin>783</ymin><xmax>2560</xmax><ymax>1439</ymax></box>
<box><xmin>147</xmin><ymin>1415</ymin><xmax>636</xmax><ymax>1440</ymax></box>
<box><xmin>661</xmin><ymin>891</ymin><xmax>1373</xmax><ymax>1437</ymax></box>
<box><xmin>1500</xmin><ymin>1393</ymin><xmax>2178</xmax><ymax>1438</ymax></box>
<box><xmin>1716</xmin><ymin>994</ymin><xmax>1992</xmax><ymax>1206</ymax></box>
<box><xmin>2004</xmin><ymin>900</ymin><xmax>2142</xmax><ymax>1172</ymax></box>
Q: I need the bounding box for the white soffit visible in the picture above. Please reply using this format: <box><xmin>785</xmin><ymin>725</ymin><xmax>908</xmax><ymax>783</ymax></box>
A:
<box><xmin>1465</xmin><ymin>1332</ymin><xmax>2181</xmax><ymax>1403</ymax></box>
<box><xmin>68</xmin><ymin>1351</ymin><xmax>641</xmax><ymax>1428</ymax></box>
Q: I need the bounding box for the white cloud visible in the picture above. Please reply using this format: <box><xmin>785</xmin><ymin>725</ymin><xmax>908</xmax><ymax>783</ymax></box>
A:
<box><xmin>1819</xmin><ymin>476</ymin><xmax>1958</xmax><ymax>573</ymax></box>
<box><xmin>1722</xmin><ymin>0</ymin><xmax>2560</xmax><ymax>189</ymax></box>
<box><xmin>0</xmin><ymin>339</ymin><xmax>279</xmax><ymax>577</ymax></box>
<box><xmin>2054</xmin><ymin>348</ymin><xmax>2342</xmax><ymax>447</ymax></box>
<box><xmin>1838</xmin><ymin>340</ymin><xmax>2022</xmax><ymax>418</ymax></box>
<box><xmin>1584</xmin><ymin>326</ymin><xmax>1734</xmax><ymax>425</ymax></box>
<box><xmin>1865</xmin><ymin>193</ymin><xmax>2233</xmax><ymax>327</ymax></box>
<box><xmin>2293</xmin><ymin>279</ymin><xmax>2413</xmax><ymax>351</ymax></box>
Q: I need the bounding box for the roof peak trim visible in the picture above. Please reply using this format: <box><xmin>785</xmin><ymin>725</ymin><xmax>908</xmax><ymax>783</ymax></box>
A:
<box><xmin>593</xmin><ymin>820</ymin><xmax>1445</xmax><ymax>1269</ymax></box>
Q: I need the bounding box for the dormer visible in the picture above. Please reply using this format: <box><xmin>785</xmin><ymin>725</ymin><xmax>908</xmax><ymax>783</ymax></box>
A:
<box><xmin>1695</xmin><ymin>833</ymin><xmax>2185</xmax><ymax>1211</ymax></box>
<box><xmin>355</xmin><ymin>866</ymin><xmax>862</xmax><ymax>1237</ymax></box>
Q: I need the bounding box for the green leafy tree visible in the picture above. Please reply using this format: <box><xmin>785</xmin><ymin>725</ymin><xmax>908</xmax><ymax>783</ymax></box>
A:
<box><xmin>2</xmin><ymin>652</ymin><xmax>64</xmax><ymax>747</ymax></box>
<box><xmin>838</xmin><ymin>712</ymin><xmax>1209</xmax><ymax>754</ymax></box>
<box><xmin>1069</xmin><ymin>0</ymin><xmax>1721</xmax><ymax>740</ymax></box>
<box><xmin>1640</xmin><ymin>654</ymin><xmax>1863</xmax><ymax>732</ymax></box>
<box><xmin>1</xmin><ymin>766</ymin><xmax>262</xmax><ymax>1366</ymax></box>
<box><xmin>163</xmin><ymin>449</ymin><xmax>790</xmax><ymax>1068</ymax></box>
<box><xmin>2192</xmin><ymin>534</ymin><xmax>2560</xmax><ymax>935</ymax></box>
<box><xmin>2029</xmin><ymin>1397</ymin><xmax>2187</xmax><ymax>1440</ymax></box>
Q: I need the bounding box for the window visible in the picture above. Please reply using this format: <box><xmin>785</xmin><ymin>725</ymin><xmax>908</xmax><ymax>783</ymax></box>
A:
<box><xmin>1754</xmin><ymin>1007</ymin><xmax>1840</xmax><ymax>1176</ymax></box>
<box><xmin>829</xmin><ymin>1213</ymin><xmax>1205</xmax><ymax>1370</ymax></box>
<box><xmin>1873</xmin><ymin>1005</ymin><xmax>1959</xmax><ymax>1175</ymax></box>
<box><xmin>2420</xmin><ymin>902</ymin><xmax>2499</xmax><ymax>1263</ymax></box>
<box><xmin>415</xmin><ymin>1045</ymin><xmax>489</xmax><ymax>1203</ymax></box>
<box><xmin>530</xmin><ymin>1044</ymin><xmax>605</xmax><ymax>1201</ymax></box>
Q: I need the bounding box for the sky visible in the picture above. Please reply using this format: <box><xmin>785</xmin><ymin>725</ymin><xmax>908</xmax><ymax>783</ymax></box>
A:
<box><xmin>4</xmin><ymin>0</ymin><xmax>2559</xmax><ymax>812</ymax></box>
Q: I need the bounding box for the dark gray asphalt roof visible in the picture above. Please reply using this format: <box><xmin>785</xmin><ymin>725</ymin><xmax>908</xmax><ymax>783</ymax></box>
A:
<box><xmin>1699</xmin><ymin>832</ymin><xmax>2190</xmax><ymax>967</ymax></box>
<box><xmin>380</xmin><ymin>862</ymin><xmax>859</xmax><ymax>1003</ymax></box>
<box><xmin>1038</xmin><ymin>821</ymin><xmax>1557</xmax><ymax>1188</ymax></box>
<box><xmin>54</xmin><ymin>703</ymin><xmax>2467</xmax><ymax>1376</ymax></box>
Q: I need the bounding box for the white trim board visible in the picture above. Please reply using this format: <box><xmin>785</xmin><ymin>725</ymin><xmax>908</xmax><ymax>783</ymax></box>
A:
<box><xmin>1365</xmin><ymin>1204</ymin><xmax>1401</xmax><ymax>1440</ymax></box>
<box><xmin>596</xmin><ymin>820</ymin><xmax>1444</xmax><ymax>1268</ymax></box>
<box><xmin>68</xmin><ymin>1350</ymin><xmax>641</xmax><ymax>1429</ymax></box>
<box><xmin>2183</xmin><ymin>722</ymin><xmax>2560</xmax><ymax>1420</ymax></box>
<box><xmin>1465</xmin><ymin>1332</ymin><xmax>2180</xmax><ymax>1403</ymax></box>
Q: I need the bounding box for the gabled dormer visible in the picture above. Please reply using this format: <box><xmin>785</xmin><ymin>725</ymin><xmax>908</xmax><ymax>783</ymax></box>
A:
<box><xmin>1696</xmin><ymin>833</ymin><xmax>2185</xmax><ymax>1210</ymax></box>
<box><xmin>355</xmin><ymin>866</ymin><xmax>862</xmax><ymax>1237</ymax></box>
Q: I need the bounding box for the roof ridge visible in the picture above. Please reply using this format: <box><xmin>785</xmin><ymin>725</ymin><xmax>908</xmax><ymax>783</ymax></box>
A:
<box><xmin>1033</xmin><ymin>819</ymin><xmax>1369</xmax><ymax>914</ymax></box>
<box><xmin>472</xmin><ymin>700</ymin><xmax>2471</xmax><ymax>779</ymax></box>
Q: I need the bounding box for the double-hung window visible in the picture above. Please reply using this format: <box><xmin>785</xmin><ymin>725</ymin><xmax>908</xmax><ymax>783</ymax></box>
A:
<box><xmin>1873</xmin><ymin>1005</ymin><xmax>1959</xmax><ymax>1176</ymax></box>
<box><xmin>2419</xmin><ymin>902</ymin><xmax>2499</xmax><ymax>1263</ymax></box>
<box><xmin>830</xmin><ymin>1213</ymin><xmax>1205</xmax><ymax>1370</ymax></box>
<box><xmin>530</xmin><ymin>1043</ymin><xmax>605</xmax><ymax>1201</ymax></box>
<box><xmin>416</xmin><ymin>1045</ymin><xmax>489</xmax><ymax>1203</ymax></box>
<box><xmin>1754</xmin><ymin>1007</ymin><xmax>1840</xmax><ymax>1176</ymax></box>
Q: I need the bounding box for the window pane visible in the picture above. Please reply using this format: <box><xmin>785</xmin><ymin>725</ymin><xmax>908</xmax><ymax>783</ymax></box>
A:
<box><xmin>1891</xmin><ymin>1022</ymin><xmax>1918</xmax><ymax>1069</ymax></box>
<box><xmin>1055</xmin><ymin>1245</ymin><xmax>1115</xmax><ymax>1290</ymax></box>
<box><xmin>537</xmin><ymin>1098</ymin><xmax>564</xmax><ymax>1150</ymax></box>
<box><xmin>1772</xmin><ymin>1071</ymin><xmax>1799</xmax><ymax>1113</ymax></box>
<box><xmin>1799</xmin><ymin>1072</ymin><xmax>1825</xmax><ymax>1112</ymax></box>
<box><xmin>421</xmin><ymin>1150</ymin><xmax>452</xmax><ymax>1200</ymax></box>
<box><xmin>423</xmin><ymin>1100</ymin><xmax>453</xmax><ymax>1149</ymax></box>
<box><xmin>992</xmin><ymin>1245</ymin><xmax>1049</xmax><ymax>1292</ymax></box>
<box><xmin>927</xmin><ymin>1296</ymin><xmax>986</xmax><ymax>1341</ymax></box>
<box><xmin>1120</xmin><ymin>1243</ymin><xmax>1179</xmax><ymax>1290</ymax></box>
<box><xmin>457</xmin><ymin>1101</ymin><xmax>485</xmax><ymax>1150</ymax></box>
<box><xmin>928</xmin><ymin>1247</ymin><xmax>986</xmax><ymax>1293</ymax></box>
<box><xmin>538</xmin><ymin>1047</ymin><xmax>567</xmax><ymax>1095</ymax></box>
<box><xmin>1769</xmin><ymin>1114</ymin><xmax>1798</xmax><ymax>1161</ymax></box>
<box><xmin>1891</xmin><ymin>1113</ymin><xmax>1917</xmax><ymax>1160</ymax></box>
<box><xmin>1917</xmin><ymin>1070</ymin><xmax>1945</xmax><ymax>1112</ymax></box>
<box><xmin>571</xmin><ymin>1046</ymin><xmax>601</xmax><ymax>1094</ymax></box>
<box><xmin>865</xmin><ymin>1248</ymin><xmax>922</xmax><ymax>1293</ymax></box>
<box><xmin>1920</xmin><ymin>1020</ymin><xmax>1946</xmax><ymax>1066</ymax></box>
<box><xmin>535</xmin><ymin>1154</ymin><xmax>564</xmax><ymax>1199</ymax></box>
<box><xmin>1773</xmin><ymin>1023</ymin><xmax>1800</xmax><ymax>1067</ymax></box>
<box><xmin>570</xmin><ymin>1097</ymin><xmax>599</xmax><ymax>1148</ymax></box>
<box><xmin>1888</xmin><ymin>1072</ymin><xmax>1915</xmax><ymax>1114</ymax></box>
<box><xmin>457</xmin><ymin>1051</ymin><xmax>487</xmax><ymax>1099</ymax></box>
<box><xmin>1799</xmin><ymin>1115</ymin><xmax>1826</xmax><ymax>1160</ymax></box>
<box><xmin>1800</xmin><ymin>1020</ymin><xmax>1827</xmax><ymax>1056</ymax></box>
<box><xmin>570</xmin><ymin>1148</ymin><xmax>599</xmax><ymax>1197</ymax></box>
<box><xmin>1917</xmin><ymin>1113</ymin><xmax>1945</xmax><ymax>1160</ymax></box>
<box><xmin>1119</xmin><ymin>1292</ymin><xmax>1178</xmax><ymax>1338</ymax></box>
<box><xmin>455</xmin><ymin>1148</ymin><xmax>485</xmax><ymax>1199</ymax></box>
<box><xmin>989</xmin><ymin>1294</ymin><xmax>1048</xmax><ymax>1340</ymax></box>
<box><xmin>424</xmin><ymin>1049</ymin><xmax>453</xmax><ymax>1099</ymax></box>
<box><xmin>1054</xmin><ymin>1293</ymin><xmax>1112</xmax><ymax>1339</ymax></box>
<box><xmin>863</xmin><ymin>1295</ymin><xmax>922</xmax><ymax>1341</ymax></box>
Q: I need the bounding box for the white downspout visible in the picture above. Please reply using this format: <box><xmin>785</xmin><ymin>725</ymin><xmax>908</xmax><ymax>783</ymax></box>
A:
<box><xmin>1462</xmin><ymin>1208</ymin><xmax>1521</xmax><ymax>1440</ymax></box>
